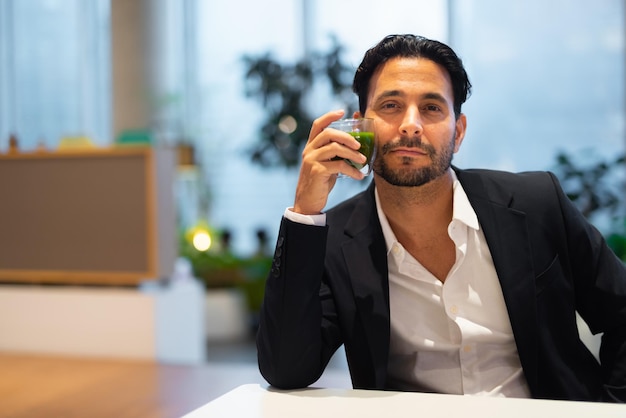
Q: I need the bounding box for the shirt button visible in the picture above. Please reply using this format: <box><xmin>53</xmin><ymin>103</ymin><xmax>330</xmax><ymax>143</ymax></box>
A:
<box><xmin>463</xmin><ymin>345</ymin><xmax>472</xmax><ymax>353</ymax></box>
<box><xmin>450</xmin><ymin>305</ymin><xmax>459</xmax><ymax>315</ymax></box>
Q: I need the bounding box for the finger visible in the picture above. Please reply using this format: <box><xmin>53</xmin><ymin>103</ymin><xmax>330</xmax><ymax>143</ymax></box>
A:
<box><xmin>305</xmin><ymin>139</ymin><xmax>367</xmax><ymax>168</ymax></box>
<box><xmin>327</xmin><ymin>159</ymin><xmax>366</xmax><ymax>180</ymax></box>
<box><xmin>324</xmin><ymin>128</ymin><xmax>365</xmax><ymax>151</ymax></box>
<box><xmin>308</xmin><ymin>110</ymin><xmax>345</xmax><ymax>144</ymax></box>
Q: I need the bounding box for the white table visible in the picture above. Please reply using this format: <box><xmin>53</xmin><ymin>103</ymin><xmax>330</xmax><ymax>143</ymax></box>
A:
<box><xmin>183</xmin><ymin>384</ymin><xmax>625</xmax><ymax>418</ymax></box>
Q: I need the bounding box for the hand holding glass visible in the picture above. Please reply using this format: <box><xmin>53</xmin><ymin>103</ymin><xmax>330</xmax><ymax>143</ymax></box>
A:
<box><xmin>328</xmin><ymin>118</ymin><xmax>376</xmax><ymax>176</ymax></box>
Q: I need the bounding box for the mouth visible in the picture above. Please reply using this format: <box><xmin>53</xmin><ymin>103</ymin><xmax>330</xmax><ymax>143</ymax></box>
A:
<box><xmin>386</xmin><ymin>147</ymin><xmax>430</xmax><ymax>158</ymax></box>
<box><xmin>381</xmin><ymin>136</ymin><xmax>435</xmax><ymax>159</ymax></box>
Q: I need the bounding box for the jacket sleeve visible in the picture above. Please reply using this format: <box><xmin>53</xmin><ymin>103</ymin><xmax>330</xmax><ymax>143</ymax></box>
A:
<box><xmin>256</xmin><ymin>217</ymin><xmax>343</xmax><ymax>389</ymax></box>
<box><xmin>552</xmin><ymin>172</ymin><xmax>626</xmax><ymax>402</ymax></box>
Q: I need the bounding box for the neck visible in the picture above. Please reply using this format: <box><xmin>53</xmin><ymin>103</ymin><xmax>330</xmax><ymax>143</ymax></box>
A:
<box><xmin>375</xmin><ymin>170</ymin><xmax>455</xmax><ymax>221</ymax></box>
<box><xmin>375</xmin><ymin>170</ymin><xmax>457</xmax><ymax>282</ymax></box>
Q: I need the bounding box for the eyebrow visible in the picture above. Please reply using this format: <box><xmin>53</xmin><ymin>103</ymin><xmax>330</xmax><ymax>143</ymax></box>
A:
<box><xmin>374</xmin><ymin>90</ymin><xmax>448</xmax><ymax>104</ymax></box>
<box><xmin>375</xmin><ymin>90</ymin><xmax>402</xmax><ymax>102</ymax></box>
<box><xmin>422</xmin><ymin>92</ymin><xmax>447</xmax><ymax>103</ymax></box>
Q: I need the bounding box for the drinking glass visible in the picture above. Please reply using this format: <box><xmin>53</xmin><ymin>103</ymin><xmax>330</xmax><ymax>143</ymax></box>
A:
<box><xmin>328</xmin><ymin>118</ymin><xmax>376</xmax><ymax>176</ymax></box>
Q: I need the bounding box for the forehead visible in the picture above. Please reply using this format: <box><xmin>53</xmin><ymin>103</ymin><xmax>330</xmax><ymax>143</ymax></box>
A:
<box><xmin>368</xmin><ymin>57</ymin><xmax>454</xmax><ymax>101</ymax></box>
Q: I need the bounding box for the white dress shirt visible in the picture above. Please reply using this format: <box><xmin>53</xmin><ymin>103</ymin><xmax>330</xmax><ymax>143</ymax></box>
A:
<box><xmin>376</xmin><ymin>171</ymin><xmax>530</xmax><ymax>397</ymax></box>
<box><xmin>284</xmin><ymin>170</ymin><xmax>531</xmax><ymax>398</ymax></box>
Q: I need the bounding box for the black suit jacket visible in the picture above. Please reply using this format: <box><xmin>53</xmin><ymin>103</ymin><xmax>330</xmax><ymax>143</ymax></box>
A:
<box><xmin>257</xmin><ymin>168</ymin><xmax>626</xmax><ymax>402</ymax></box>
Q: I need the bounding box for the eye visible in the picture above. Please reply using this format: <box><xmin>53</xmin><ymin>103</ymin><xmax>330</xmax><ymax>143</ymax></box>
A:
<box><xmin>424</xmin><ymin>104</ymin><xmax>442</xmax><ymax>112</ymax></box>
<box><xmin>378</xmin><ymin>101</ymin><xmax>401</xmax><ymax>113</ymax></box>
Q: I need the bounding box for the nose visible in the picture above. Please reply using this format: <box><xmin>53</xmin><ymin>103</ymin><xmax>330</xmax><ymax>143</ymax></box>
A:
<box><xmin>399</xmin><ymin>108</ymin><xmax>422</xmax><ymax>137</ymax></box>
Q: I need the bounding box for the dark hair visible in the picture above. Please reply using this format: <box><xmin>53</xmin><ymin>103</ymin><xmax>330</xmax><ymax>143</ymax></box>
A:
<box><xmin>352</xmin><ymin>34</ymin><xmax>472</xmax><ymax>118</ymax></box>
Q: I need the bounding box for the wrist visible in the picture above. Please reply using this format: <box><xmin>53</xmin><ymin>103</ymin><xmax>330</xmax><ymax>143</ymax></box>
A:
<box><xmin>284</xmin><ymin>207</ymin><xmax>326</xmax><ymax>226</ymax></box>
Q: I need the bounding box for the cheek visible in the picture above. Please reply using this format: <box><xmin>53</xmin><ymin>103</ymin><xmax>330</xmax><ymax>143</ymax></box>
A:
<box><xmin>376</xmin><ymin>133</ymin><xmax>398</xmax><ymax>154</ymax></box>
<box><xmin>372</xmin><ymin>122</ymin><xmax>395</xmax><ymax>144</ymax></box>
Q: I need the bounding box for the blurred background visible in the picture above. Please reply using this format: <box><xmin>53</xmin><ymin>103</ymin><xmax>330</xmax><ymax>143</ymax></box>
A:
<box><xmin>0</xmin><ymin>0</ymin><xmax>624</xmax><ymax>412</ymax></box>
<box><xmin>1</xmin><ymin>0</ymin><xmax>623</xmax><ymax>255</ymax></box>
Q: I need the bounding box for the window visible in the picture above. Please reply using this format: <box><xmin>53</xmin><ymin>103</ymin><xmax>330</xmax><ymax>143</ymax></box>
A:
<box><xmin>0</xmin><ymin>0</ymin><xmax>110</xmax><ymax>152</ymax></box>
<box><xmin>4</xmin><ymin>1</ymin><xmax>621</xmax><ymax>254</ymax></box>
<box><xmin>451</xmin><ymin>0</ymin><xmax>625</xmax><ymax>172</ymax></box>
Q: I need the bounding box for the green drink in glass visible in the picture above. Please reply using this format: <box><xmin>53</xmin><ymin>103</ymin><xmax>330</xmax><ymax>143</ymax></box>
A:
<box><xmin>329</xmin><ymin>118</ymin><xmax>376</xmax><ymax>176</ymax></box>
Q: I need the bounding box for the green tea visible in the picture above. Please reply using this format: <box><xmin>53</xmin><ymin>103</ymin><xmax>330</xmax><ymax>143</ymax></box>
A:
<box><xmin>348</xmin><ymin>131</ymin><xmax>375</xmax><ymax>169</ymax></box>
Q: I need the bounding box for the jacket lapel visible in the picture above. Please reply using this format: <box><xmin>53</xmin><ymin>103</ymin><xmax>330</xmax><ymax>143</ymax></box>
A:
<box><xmin>342</xmin><ymin>183</ymin><xmax>390</xmax><ymax>388</ymax></box>
<box><xmin>456</xmin><ymin>168</ymin><xmax>539</xmax><ymax>392</ymax></box>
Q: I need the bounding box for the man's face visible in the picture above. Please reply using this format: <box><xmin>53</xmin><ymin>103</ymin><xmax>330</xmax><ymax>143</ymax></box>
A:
<box><xmin>362</xmin><ymin>57</ymin><xmax>466</xmax><ymax>187</ymax></box>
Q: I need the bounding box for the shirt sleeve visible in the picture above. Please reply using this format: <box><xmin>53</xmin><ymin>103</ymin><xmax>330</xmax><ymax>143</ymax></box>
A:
<box><xmin>283</xmin><ymin>207</ymin><xmax>326</xmax><ymax>227</ymax></box>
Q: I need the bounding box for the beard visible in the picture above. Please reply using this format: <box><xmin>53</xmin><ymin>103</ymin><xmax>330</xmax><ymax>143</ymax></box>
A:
<box><xmin>373</xmin><ymin>133</ymin><xmax>456</xmax><ymax>187</ymax></box>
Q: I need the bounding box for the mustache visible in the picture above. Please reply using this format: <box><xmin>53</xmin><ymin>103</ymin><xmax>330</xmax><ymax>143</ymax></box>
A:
<box><xmin>381</xmin><ymin>136</ymin><xmax>436</xmax><ymax>156</ymax></box>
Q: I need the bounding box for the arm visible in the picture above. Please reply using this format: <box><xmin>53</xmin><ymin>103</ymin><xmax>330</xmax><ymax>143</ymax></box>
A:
<box><xmin>256</xmin><ymin>217</ymin><xmax>342</xmax><ymax>389</ymax></box>
<box><xmin>256</xmin><ymin>110</ymin><xmax>369</xmax><ymax>389</ymax></box>
<box><xmin>551</xmin><ymin>172</ymin><xmax>626</xmax><ymax>401</ymax></box>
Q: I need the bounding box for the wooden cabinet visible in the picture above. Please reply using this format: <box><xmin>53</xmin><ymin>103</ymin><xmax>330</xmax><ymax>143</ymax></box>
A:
<box><xmin>0</xmin><ymin>146</ymin><xmax>176</xmax><ymax>286</ymax></box>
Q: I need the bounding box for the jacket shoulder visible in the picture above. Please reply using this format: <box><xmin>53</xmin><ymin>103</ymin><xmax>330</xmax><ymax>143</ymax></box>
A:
<box><xmin>456</xmin><ymin>168</ymin><xmax>562</xmax><ymax>205</ymax></box>
<box><xmin>458</xmin><ymin>167</ymin><xmax>556</xmax><ymax>185</ymax></box>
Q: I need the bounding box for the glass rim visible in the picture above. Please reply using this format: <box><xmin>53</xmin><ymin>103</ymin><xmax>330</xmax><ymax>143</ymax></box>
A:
<box><xmin>329</xmin><ymin>118</ymin><xmax>374</xmax><ymax>129</ymax></box>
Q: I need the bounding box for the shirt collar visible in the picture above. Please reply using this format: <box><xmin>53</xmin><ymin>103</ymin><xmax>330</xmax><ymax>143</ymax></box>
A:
<box><xmin>374</xmin><ymin>169</ymin><xmax>480</xmax><ymax>256</ymax></box>
<box><xmin>450</xmin><ymin>169</ymin><xmax>480</xmax><ymax>231</ymax></box>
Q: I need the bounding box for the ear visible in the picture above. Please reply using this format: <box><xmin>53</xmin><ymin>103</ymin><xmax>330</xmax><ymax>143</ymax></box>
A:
<box><xmin>453</xmin><ymin>114</ymin><xmax>467</xmax><ymax>153</ymax></box>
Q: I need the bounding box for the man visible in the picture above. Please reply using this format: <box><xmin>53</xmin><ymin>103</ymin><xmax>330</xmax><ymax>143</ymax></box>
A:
<box><xmin>256</xmin><ymin>34</ymin><xmax>626</xmax><ymax>402</ymax></box>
